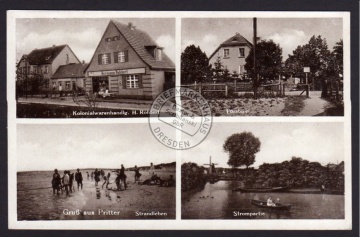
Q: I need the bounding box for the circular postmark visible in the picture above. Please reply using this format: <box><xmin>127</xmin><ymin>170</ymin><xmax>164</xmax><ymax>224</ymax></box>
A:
<box><xmin>148</xmin><ymin>87</ymin><xmax>212</xmax><ymax>150</ymax></box>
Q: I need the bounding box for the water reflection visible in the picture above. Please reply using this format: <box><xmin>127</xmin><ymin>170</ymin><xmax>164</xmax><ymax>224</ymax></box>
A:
<box><xmin>182</xmin><ymin>181</ymin><xmax>344</xmax><ymax>219</ymax></box>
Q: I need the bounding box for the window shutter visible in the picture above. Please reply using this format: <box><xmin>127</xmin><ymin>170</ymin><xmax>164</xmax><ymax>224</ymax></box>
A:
<box><xmin>122</xmin><ymin>76</ymin><xmax>126</xmax><ymax>89</ymax></box>
<box><xmin>98</xmin><ymin>54</ymin><xmax>102</xmax><ymax>65</ymax></box>
<box><xmin>138</xmin><ymin>75</ymin><xmax>143</xmax><ymax>88</ymax></box>
<box><xmin>107</xmin><ymin>53</ymin><xmax>111</xmax><ymax>64</ymax></box>
<box><xmin>125</xmin><ymin>50</ymin><xmax>129</xmax><ymax>62</ymax></box>
<box><xmin>114</xmin><ymin>52</ymin><xmax>118</xmax><ymax>63</ymax></box>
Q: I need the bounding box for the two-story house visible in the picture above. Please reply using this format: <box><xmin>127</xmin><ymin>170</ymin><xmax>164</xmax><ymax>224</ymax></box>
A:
<box><xmin>17</xmin><ymin>44</ymin><xmax>81</xmax><ymax>90</ymax></box>
<box><xmin>209</xmin><ymin>33</ymin><xmax>252</xmax><ymax>78</ymax></box>
<box><xmin>85</xmin><ymin>20</ymin><xmax>175</xmax><ymax>100</ymax></box>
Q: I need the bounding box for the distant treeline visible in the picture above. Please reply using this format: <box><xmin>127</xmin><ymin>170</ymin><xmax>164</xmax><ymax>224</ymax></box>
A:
<box><xmin>182</xmin><ymin>157</ymin><xmax>344</xmax><ymax>191</ymax></box>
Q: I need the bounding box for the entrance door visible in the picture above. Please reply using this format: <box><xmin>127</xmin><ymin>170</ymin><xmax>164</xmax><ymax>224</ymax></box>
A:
<box><xmin>92</xmin><ymin>77</ymin><xmax>108</xmax><ymax>93</ymax></box>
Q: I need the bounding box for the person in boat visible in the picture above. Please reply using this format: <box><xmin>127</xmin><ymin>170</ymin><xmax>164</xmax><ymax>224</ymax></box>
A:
<box><xmin>321</xmin><ymin>184</ymin><xmax>326</xmax><ymax>192</ymax></box>
<box><xmin>134</xmin><ymin>165</ymin><xmax>142</xmax><ymax>182</ymax></box>
<box><xmin>75</xmin><ymin>168</ymin><xmax>83</xmax><ymax>190</ymax></box>
<box><xmin>267</xmin><ymin>196</ymin><xmax>276</xmax><ymax>206</ymax></box>
<box><xmin>275</xmin><ymin>198</ymin><xmax>280</xmax><ymax>205</ymax></box>
<box><xmin>52</xmin><ymin>169</ymin><xmax>61</xmax><ymax>195</ymax></box>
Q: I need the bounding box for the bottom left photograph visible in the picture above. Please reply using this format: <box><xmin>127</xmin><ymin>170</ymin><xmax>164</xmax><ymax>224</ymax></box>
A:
<box><xmin>16</xmin><ymin>123</ymin><xmax>176</xmax><ymax>220</ymax></box>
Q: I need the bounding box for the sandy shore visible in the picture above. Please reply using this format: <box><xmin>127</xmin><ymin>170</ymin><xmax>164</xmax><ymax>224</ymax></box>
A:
<box><xmin>60</xmin><ymin>170</ymin><xmax>175</xmax><ymax>220</ymax></box>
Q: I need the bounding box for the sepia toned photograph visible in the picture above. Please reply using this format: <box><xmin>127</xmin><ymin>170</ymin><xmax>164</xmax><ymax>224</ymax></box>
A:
<box><xmin>181</xmin><ymin>18</ymin><xmax>345</xmax><ymax>116</ymax></box>
<box><xmin>182</xmin><ymin>122</ymin><xmax>345</xmax><ymax>219</ymax></box>
<box><xmin>15</xmin><ymin>18</ymin><xmax>175</xmax><ymax>118</ymax></box>
<box><xmin>16</xmin><ymin>123</ymin><xmax>176</xmax><ymax>220</ymax></box>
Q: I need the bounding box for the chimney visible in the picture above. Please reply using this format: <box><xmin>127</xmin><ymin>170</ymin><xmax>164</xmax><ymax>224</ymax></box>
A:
<box><xmin>128</xmin><ymin>22</ymin><xmax>135</xmax><ymax>30</ymax></box>
<box><xmin>82</xmin><ymin>60</ymin><xmax>85</xmax><ymax>64</ymax></box>
<box><xmin>52</xmin><ymin>45</ymin><xmax>56</xmax><ymax>47</ymax></box>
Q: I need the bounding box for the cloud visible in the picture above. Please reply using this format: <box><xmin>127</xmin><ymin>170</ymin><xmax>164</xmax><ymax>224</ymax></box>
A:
<box><xmin>156</xmin><ymin>34</ymin><xmax>175</xmax><ymax>62</ymax></box>
<box><xmin>265</xmin><ymin>30</ymin><xmax>308</xmax><ymax>59</ymax></box>
<box><xmin>182</xmin><ymin>34</ymin><xmax>218</xmax><ymax>57</ymax></box>
<box><xmin>17</xmin><ymin>28</ymin><xmax>102</xmax><ymax>62</ymax></box>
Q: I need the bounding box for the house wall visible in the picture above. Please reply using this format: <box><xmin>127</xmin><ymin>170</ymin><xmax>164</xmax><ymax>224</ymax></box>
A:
<box><xmin>151</xmin><ymin>70</ymin><xmax>165</xmax><ymax>98</ymax></box>
<box><xmin>209</xmin><ymin>45</ymin><xmax>251</xmax><ymax>74</ymax></box>
<box><xmin>86</xmin><ymin>21</ymin><xmax>148</xmax><ymax>73</ymax></box>
<box><xmin>51</xmin><ymin>45</ymin><xmax>80</xmax><ymax>76</ymax></box>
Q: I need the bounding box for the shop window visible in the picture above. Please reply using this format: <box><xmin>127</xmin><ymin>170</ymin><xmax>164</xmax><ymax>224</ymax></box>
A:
<box><xmin>126</xmin><ymin>75</ymin><xmax>139</xmax><ymax>89</ymax></box>
<box><xmin>223</xmin><ymin>49</ymin><xmax>230</xmax><ymax>58</ymax></box>
<box><xmin>239</xmin><ymin>48</ymin><xmax>245</xmax><ymax>57</ymax></box>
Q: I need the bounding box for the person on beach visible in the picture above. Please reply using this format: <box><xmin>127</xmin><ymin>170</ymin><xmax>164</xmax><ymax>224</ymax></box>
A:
<box><xmin>91</xmin><ymin>172</ymin><xmax>94</xmax><ymax>181</ymax></box>
<box><xmin>94</xmin><ymin>169</ymin><xmax>100</xmax><ymax>186</ymax></box>
<box><xmin>75</xmin><ymin>168</ymin><xmax>83</xmax><ymax>190</ymax></box>
<box><xmin>69</xmin><ymin>172</ymin><xmax>75</xmax><ymax>193</ymax></box>
<box><xmin>120</xmin><ymin>165</ymin><xmax>127</xmax><ymax>190</ymax></box>
<box><xmin>134</xmin><ymin>165</ymin><xmax>141</xmax><ymax>182</ymax></box>
<box><xmin>160</xmin><ymin>175</ymin><xmax>175</xmax><ymax>187</ymax></box>
<box><xmin>62</xmin><ymin>171</ymin><xmax>70</xmax><ymax>195</ymax></box>
<box><xmin>87</xmin><ymin>172</ymin><xmax>89</xmax><ymax>180</ymax></box>
<box><xmin>52</xmin><ymin>169</ymin><xmax>61</xmax><ymax>195</ymax></box>
<box><xmin>102</xmin><ymin>172</ymin><xmax>111</xmax><ymax>189</ymax></box>
<box><xmin>267</xmin><ymin>197</ymin><xmax>276</xmax><ymax>206</ymax></box>
<box><xmin>149</xmin><ymin>162</ymin><xmax>155</xmax><ymax>175</ymax></box>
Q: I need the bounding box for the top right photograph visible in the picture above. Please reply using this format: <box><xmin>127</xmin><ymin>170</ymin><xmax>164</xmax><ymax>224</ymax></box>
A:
<box><xmin>181</xmin><ymin>17</ymin><xmax>346</xmax><ymax>116</ymax></box>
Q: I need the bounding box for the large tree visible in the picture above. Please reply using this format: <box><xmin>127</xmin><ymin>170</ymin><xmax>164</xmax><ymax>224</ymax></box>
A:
<box><xmin>245</xmin><ymin>39</ymin><xmax>283</xmax><ymax>82</ymax></box>
<box><xmin>181</xmin><ymin>45</ymin><xmax>211</xmax><ymax>84</ymax></box>
<box><xmin>332</xmin><ymin>39</ymin><xmax>343</xmax><ymax>77</ymax></box>
<box><xmin>284</xmin><ymin>35</ymin><xmax>332</xmax><ymax>86</ymax></box>
<box><xmin>223</xmin><ymin>132</ymin><xmax>261</xmax><ymax>169</ymax></box>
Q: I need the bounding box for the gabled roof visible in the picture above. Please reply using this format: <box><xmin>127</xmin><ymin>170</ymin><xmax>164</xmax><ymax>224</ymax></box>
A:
<box><xmin>209</xmin><ymin>33</ymin><xmax>253</xmax><ymax>60</ymax></box>
<box><xmin>26</xmin><ymin>45</ymin><xmax>67</xmax><ymax>65</ymax></box>
<box><xmin>111</xmin><ymin>20</ymin><xmax>175</xmax><ymax>70</ymax></box>
<box><xmin>52</xmin><ymin>63</ymin><xmax>89</xmax><ymax>79</ymax></box>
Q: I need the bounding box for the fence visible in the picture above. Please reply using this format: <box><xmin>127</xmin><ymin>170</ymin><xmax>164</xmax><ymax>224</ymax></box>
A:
<box><xmin>182</xmin><ymin>82</ymin><xmax>282</xmax><ymax>98</ymax></box>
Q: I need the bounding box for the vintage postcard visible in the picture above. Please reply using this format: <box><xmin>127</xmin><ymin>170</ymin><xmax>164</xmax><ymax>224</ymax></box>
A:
<box><xmin>7</xmin><ymin>11</ymin><xmax>352</xmax><ymax>230</ymax></box>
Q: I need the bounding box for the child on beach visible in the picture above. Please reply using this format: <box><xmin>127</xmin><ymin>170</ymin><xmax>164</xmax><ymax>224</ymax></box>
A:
<box><xmin>134</xmin><ymin>165</ymin><xmax>141</xmax><ymax>182</ymax></box>
<box><xmin>102</xmin><ymin>172</ymin><xmax>111</xmax><ymax>189</ymax></box>
<box><xmin>62</xmin><ymin>171</ymin><xmax>70</xmax><ymax>195</ymax></box>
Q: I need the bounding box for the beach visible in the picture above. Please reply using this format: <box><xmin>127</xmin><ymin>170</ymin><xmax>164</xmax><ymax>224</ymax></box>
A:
<box><xmin>17</xmin><ymin>169</ymin><xmax>176</xmax><ymax>220</ymax></box>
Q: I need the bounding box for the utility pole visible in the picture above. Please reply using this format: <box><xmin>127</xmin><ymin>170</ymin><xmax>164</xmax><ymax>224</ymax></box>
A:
<box><xmin>253</xmin><ymin>17</ymin><xmax>257</xmax><ymax>100</ymax></box>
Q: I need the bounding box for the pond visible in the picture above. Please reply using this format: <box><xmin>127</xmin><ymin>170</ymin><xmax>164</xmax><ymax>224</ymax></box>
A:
<box><xmin>182</xmin><ymin>181</ymin><xmax>344</xmax><ymax>219</ymax></box>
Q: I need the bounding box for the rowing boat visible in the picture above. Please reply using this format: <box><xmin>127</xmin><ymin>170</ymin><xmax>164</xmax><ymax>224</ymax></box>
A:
<box><xmin>249</xmin><ymin>199</ymin><xmax>292</xmax><ymax>211</ymax></box>
<box><xmin>233</xmin><ymin>186</ymin><xmax>288</xmax><ymax>193</ymax></box>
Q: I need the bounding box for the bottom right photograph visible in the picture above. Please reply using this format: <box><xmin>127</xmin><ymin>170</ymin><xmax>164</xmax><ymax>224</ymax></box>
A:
<box><xmin>181</xmin><ymin>122</ymin><xmax>346</xmax><ymax>219</ymax></box>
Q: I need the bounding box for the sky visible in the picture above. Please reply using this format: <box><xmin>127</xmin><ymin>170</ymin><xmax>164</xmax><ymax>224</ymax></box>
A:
<box><xmin>182</xmin><ymin>18</ymin><xmax>343</xmax><ymax>60</ymax></box>
<box><xmin>17</xmin><ymin>123</ymin><xmax>176</xmax><ymax>171</ymax></box>
<box><xmin>181</xmin><ymin>122</ymin><xmax>344</xmax><ymax>169</ymax></box>
<box><xmin>16</xmin><ymin>18</ymin><xmax>175</xmax><ymax>63</ymax></box>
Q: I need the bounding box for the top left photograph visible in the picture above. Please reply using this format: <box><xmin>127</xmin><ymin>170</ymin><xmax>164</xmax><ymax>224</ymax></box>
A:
<box><xmin>14</xmin><ymin>18</ymin><xmax>175</xmax><ymax>118</ymax></box>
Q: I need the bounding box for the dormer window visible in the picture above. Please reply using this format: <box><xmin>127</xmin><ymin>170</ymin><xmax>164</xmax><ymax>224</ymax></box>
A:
<box><xmin>153</xmin><ymin>48</ymin><xmax>163</xmax><ymax>61</ymax></box>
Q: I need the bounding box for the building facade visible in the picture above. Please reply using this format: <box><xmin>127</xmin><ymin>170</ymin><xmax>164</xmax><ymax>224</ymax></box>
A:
<box><xmin>17</xmin><ymin>45</ymin><xmax>81</xmax><ymax>90</ymax></box>
<box><xmin>209</xmin><ymin>33</ymin><xmax>252</xmax><ymax>78</ymax></box>
<box><xmin>85</xmin><ymin>20</ymin><xmax>175</xmax><ymax>99</ymax></box>
<box><xmin>51</xmin><ymin>63</ymin><xmax>89</xmax><ymax>92</ymax></box>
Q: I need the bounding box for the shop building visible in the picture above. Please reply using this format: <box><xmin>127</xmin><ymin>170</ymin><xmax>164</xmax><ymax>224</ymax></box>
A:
<box><xmin>85</xmin><ymin>20</ymin><xmax>175</xmax><ymax>99</ymax></box>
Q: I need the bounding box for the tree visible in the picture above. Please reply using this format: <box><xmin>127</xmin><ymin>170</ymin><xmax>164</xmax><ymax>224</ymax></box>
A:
<box><xmin>221</xmin><ymin>67</ymin><xmax>232</xmax><ymax>82</ymax></box>
<box><xmin>245</xmin><ymin>40</ymin><xmax>283</xmax><ymax>82</ymax></box>
<box><xmin>211</xmin><ymin>56</ymin><xmax>224</xmax><ymax>82</ymax></box>
<box><xmin>332</xmin><ymin>39</ymin><xmax>343</xmax><ymax>77</ymax></box>
<box><xmin>181</xmin><ymin>45</ymin><xmax>211</xmax><ymax>84</ymax></box>
<box><xmin>231</xmin><ymin>70</ymin><xmax>239</xmax><ymax>81</ymax></box>
<box><xmin>284</xmin><ymin>35</ymin><xmax>332</xmax><ymax>89</ymax></box>
<box><xmin>223</xmin><ymin>132</ymin><xmax>261</xmax><ymax>170</ymax></box>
